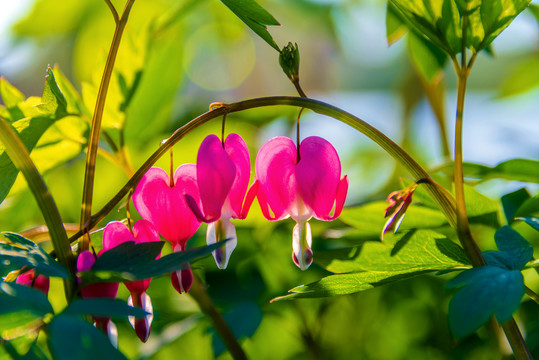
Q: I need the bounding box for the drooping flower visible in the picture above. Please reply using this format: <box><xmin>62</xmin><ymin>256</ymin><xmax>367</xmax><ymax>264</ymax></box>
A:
<box><xmin>133</xmin><ymin>164</ymin><xmax>201</xmax><ymax>294</ymax></box>
<box><xmin>382</xmin><ymin>183</ymin><xmax>417</xmax><ymax>240</ymax></box>
<box><xmin>16</xmin><ymin>269</ymin><xmax>49</xmax><ymax>295</ymax></box>
<box><xmin>102</xmin><ymin>220</ymin><xmax>160</xmax><ymax>343</ymax></box>
<box><xmin>254</xmin><ymin>136</ymin><xmax>348</xmax><ymax>270</ymax></box>
<box><xmin>77</xmin><ymin>238</ymin><xmax>120</xmax><ymax>347</ymax></box>
<box><xmin>186</xmin><ymin>134</ymin><xmax>258</xmax><ymax>269</ymax></box>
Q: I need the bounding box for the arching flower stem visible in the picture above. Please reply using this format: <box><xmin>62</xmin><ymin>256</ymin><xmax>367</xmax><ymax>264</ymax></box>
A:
<box><xmin>68</xmin><ymin>96</ymin><xmax>462</xmax><ymax>260</ymax></box>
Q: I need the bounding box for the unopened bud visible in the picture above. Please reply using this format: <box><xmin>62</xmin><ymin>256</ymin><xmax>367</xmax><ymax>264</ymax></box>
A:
<box><xmin>279</xmin><ymin>42</ymin><xmax>300</xmax><ymax>83</ymax></box>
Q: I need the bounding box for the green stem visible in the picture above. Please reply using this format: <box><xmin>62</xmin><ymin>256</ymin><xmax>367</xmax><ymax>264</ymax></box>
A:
<box><xmin>79</xmin><ymin>0</ymin><xmax>135</xmax><ymax>252</ymax></box>
<box><xmin>501</xmin><ymin>320</ymin><xmax>533</xmax><ymax>359</ymax></box>
<box><xmin>68</xmin><ymin>96</ymin><xmax>456</xmax><ymax>244</ymax></box>
<box><xmin>454</xmin><ymin>69</ymin><xmax>485</xmax><ymax>267</ymax></box>
<box><xmin>189</xmin><ymin>275</ymin><xmax>248</xmax><ymax>360</ymax></box>
<box><xmin>0</xmin><ymin>116</ymin><xmax>76</xmax><ymax>299</ymax></box>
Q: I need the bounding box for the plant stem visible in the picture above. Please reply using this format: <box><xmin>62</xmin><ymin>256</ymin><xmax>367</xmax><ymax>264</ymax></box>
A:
<box><xmin>68</xmin><ymin>96</ymin><xmax>456</xmax><ymax>245</ymax></box>
<box><xmin>501</xmin><ymin>319</ymin><xmax>533</xmax><ymax>359</ymax></box>
<box><xmin>0</xmin><ymin>116</ymin><xmax>76</xmax><ymax>300</ymax></box>
<box><xmin>79</xmin><ymin>0</ymin><xmax>135</xmax><ymax>253</ymax></box>
<box><xmin>189</xmin><ymin>275</ymin><xmax>248</xmax><ymax>360</ymax></box>
<box><xmin>454</xmin><ymin>69</ymin><xmax>485</xmax><ymax>267</ymax></box>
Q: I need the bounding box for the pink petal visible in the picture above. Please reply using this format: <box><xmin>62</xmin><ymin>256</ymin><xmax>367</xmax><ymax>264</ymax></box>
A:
<box><xmin>133</xmin><ymin>165</ymin><xmax>201</xmax><ymax>248</ymax></box>
<box><xmin>126</xmin><ymin>220</ymin><xmax>161</xmax><ymax>294</ymax></box>
<box><xmin>77</xmin><ymin>250</ymin><xmax>96</xmax><ymax>273</ymax></box>
<box><xmin>323</xmin><ymin>176</ymin><xmax>349</xmax><ymax>221</ymax></box>
<box><xmin>255</xmin><ymin>137</ymin><xmax>298</xmax><ymax>220</ymax></box>
<box><xmin>103</xmin><ymin>221</ymin><xmax>133</xmax><ymax>251</ymax></box>
<box><xmin>296</xmin><ymin>136</ymin><xmax>341</xmax><ymax>220</ymax></box>
<box><xmin>239</xmin><ymin>180</ymin><xmax>259</xmax><ymax>219</ymax></box>
<box><xmin>223</xmin><ymin>133</ymin><xmax>251</xmax><ymax>218</ymax></box>
<box><xmin>197</xmin><ymin>135</ymin><xmax>236</xmax><ymax>221</ymax></box>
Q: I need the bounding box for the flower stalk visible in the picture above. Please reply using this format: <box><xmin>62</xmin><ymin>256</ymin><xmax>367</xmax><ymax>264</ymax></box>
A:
<box><xmin>79</xmin><ymin>0</ymin><xmax>135</xmax><ymax>253</ymax></box>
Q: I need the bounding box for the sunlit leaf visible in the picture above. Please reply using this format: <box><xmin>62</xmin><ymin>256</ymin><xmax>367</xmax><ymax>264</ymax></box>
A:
<box><xmin>0</xmin><ymin>282</ymin><xmax>53</xmax><ymax>340</ymax></box>
<box><xmin>48</xmin><ymin>315</ymin><xmax>126</xmax><ymax>360</ymax></box>
<box><xmin>274</xmin><ymin>230</ymin><xmax>470</xmax><ymax>300</ymax></box>
<box><xmin>386</xmin><ymin>1</ymin><xmax>407</xmax><ymax>45</ymax></box>
<box><xmin>390</xmin><ymin>0</ymin><xmax>531</xmax><ymax>56</ymax></box>
<box><xmin>498</xmin><ymin>54</ymin><xmax>539</xmax><ymax>97</ymax></box>
<box><xmin>316</xmin><ymin>230</ymin><xmax>470</xmax><ymax>273</ymax></box>
<box><xmin>0</xmin><ymin>77</ymin><xmax>26</xmax><ymax>108</ymax></box>
<box><xmin>220</xmin><ymin>0</ymin><xmax>281</xmax><ymax>51</ymax></box>
<box><xmin>0</xmin><ymin>232</ymin><xmax>70</xmax><ymax>279</ymax></box>
<box><xmin>516</xmin><ymin>217</ymin><xmax>539</xmax><ymax>231</ymax></box>
<box><xmin>407</xmin><ymin>31</ymin><xmax>448</xmax><ymax>82</ymax></box>
<box><xmin>438</xmin><ymin>159</ymin><xmax>539</xmax><ymax>183</ymax></box>
<box><xmin>0</xmin><ymin>67</ymin><xmax>82</xmax><ymax>203</ymax></box>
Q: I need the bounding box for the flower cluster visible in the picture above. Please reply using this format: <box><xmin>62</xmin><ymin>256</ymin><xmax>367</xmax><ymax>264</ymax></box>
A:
<box><xmin>76</xmin><ymin>133</ymin><xmax>348</xmax><ymax>343</ymax></box>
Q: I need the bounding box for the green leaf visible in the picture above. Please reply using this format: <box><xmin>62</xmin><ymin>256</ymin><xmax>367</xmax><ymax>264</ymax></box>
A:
<box><xmin>407</xmin><ymin>31</ymin><xmax>448</xmax><ymax>82</ymax></box>
<box><xmin>272</xmin><ymin>269</ymin><xmax>435</xmax><ymax>301</ymax></box>
<box><xmin>437</xmin><ymin>159</ymin><xmax>539</xmax><ymax>183</ymax></box>
<box><xmin>517</xmin><ymin>217</ymin><xmax>539</xmax><ymax>231</ymax></box>
<box><xmin>390</xmin><ymin>0</ymin><xmax>531</xmax><ymax>56</ymax></box>
<box><xmin>316</xmin><ymin>230</ymin><xmax>470</xmax><ymax>274</ymax></box>
<box><xmin>386</xmin><ymin>1</ymin><xmax>408</xmax><ymax>45</ymax></box>
<box><xmin>274</xmin><ymin>230</ymin><xmax>470</xmax><ymax>301</ymax></box>
<box><xmin>498</xmin><ymin>54</ymin><xmax>539</xmax><ymax>97</ymax></box>
<box><xmin>0</xmin><ymin>67</ymin><xmax>84</xmax><ymax>203</ymax></box>
<box><xmin>0</xmin><ymin>282</ymin><xmax>53</xmax><ymax>340</ymax></box>
<box><xmin>463</xmin><ymin>184</ymin><xmax>500</xmax><ymax>228</ymax></box>
<box><xmin>0</xmin><ymin>77</ymin><xmax>26</xmax><ymax>108</ymax></box>
<box><xmin>220</xmin><ymin>0</ymin><xmax>281</xmax><ymax>51</ymax></box>
<box><xmin>79</xmin><ymin>240</ymin><xmax>227</xmax><ymax>284</ymax></box>
<box><xmin>63</xmin><ymin>298</ymin><xmax>148</xmax><ymax>319</ymax></box>
<box><xmin>493</xmin><ymin>225</ymin><xmax>533</xmax><ymax>270</ymax></box>
<box><xmin>514</xmin><ymin>194</ymin><xmax>539</xmax><ymax>219</ymax></box>
<box><xmin>38</xmin><ymin>67</ymin><xmax>68</xmax><ymax>118</ymax></box>
<box><xmin>48</xmin><ymin>316</ymin><xmax>127</xmax><ymax>360</ymax></box>
<box><xmin>0</xmin><ymin>232</ymin><xmax>70</xmax><ymax>279</ymax></box>
<box><xmin>446</xmin><ymin>266</ymin><xmax>524</xmax><ymax>338</ymax></box>
<box><xmin>501</xmin><ymin>188</ymin><xmax>531</xmax><ymax>224</ymax></box>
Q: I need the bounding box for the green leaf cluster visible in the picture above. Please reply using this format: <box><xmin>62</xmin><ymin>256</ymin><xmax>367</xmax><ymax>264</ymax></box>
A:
<box><xmin>0</xmin><ymin>67</ymin><xmax>88</xmax><ymax>204</ymax></box>
<box><xmin>0</xmin><ymin>232</ymin><xmax>69</xmax><ymax>278</ymax></box>
<box><xmin>446</xmin><ymin>226</ymin><xmax>533</xmax><ymax>338</ymax></box>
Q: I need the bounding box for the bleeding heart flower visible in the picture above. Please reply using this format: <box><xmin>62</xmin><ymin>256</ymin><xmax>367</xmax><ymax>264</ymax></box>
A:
<box><xmin>186</xmin><ymin>134</ymin><xmax>258</xmax><ymax>269</ymax></box>
<box><xmin>102</xmin><ymin>220</ymin><xmax>160</xmax><ymax>342</ymax></box>
<box><xmin>77</xmin><ymin>241</ymin><xmax>120</xmax><ymax>346</ymax></box>
<box><xmin>133</xmin><ymin>164</ymin><xmax>201</xmax><ymax>294</ymax></box>
<box><xmin>16</xmin><ymin>269</ymin><xmax>49</xmax><ymax>295</ymax></box>
<box><xmin>255</xmin><ymin>136</ymin><xmax>348</xmax><ymax>270</ymax></box>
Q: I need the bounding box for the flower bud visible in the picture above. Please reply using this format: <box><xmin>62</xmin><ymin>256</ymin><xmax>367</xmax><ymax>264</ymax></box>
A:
<box><xmin>279</xmin><ymin>42</ymin><xmax>300</xmax><ymax>83</ymax></box>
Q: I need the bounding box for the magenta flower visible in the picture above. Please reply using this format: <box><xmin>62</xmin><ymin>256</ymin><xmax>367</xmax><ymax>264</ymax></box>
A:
<box><xmin>102</xmin><ymin>220</ymin><xmax>160</xmax><ymax>343</ymax></box>
<box><xmin>186</xmin><ymin>134</ymin><xmax>257</xmax><ymax>269</ymax></box>
<box><xmin>133</xmin><ymin>164</ymin><xmax>201</xmax><ymax>294</ymax></box>
<box><xmin>16</xmin><ymin>269</ymin><xmax>49</xmax><ymax>295</ymax></box>
<box><xmin>77</xmin><ymin>239</ymin><xmax>120</xmax><ymax>347</ymax></box>
<box><xmin>255</xmin><ymin>136</ymin><xmax>348</xmax><ymax>270</ymax></box>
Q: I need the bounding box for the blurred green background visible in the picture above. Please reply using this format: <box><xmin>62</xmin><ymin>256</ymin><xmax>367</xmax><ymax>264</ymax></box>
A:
<box><xmin>1</xmin><ymin>0</ymin><xmax>538</xmax><ymax>359</ymax></box>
